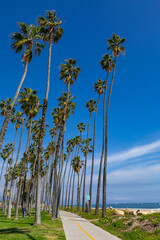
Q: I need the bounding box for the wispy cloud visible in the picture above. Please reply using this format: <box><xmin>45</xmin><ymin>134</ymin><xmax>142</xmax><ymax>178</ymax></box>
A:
<box><xmin>108</xmin><ymin>140</ymin><xmax>160</xmax><ymax>163</ymax></box>
<box><xmin>108</xmin><ymin>163</ymin><xmax>160</xmax><ymax>185</ymax></box>
<box><xmin>87</xmin><ymin>140</ymin><xmax>160</xmax><ymax>167</ymax></box>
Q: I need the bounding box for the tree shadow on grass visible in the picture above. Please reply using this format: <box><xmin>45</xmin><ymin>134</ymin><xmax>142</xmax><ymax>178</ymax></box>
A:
<box><xmin>0</xmin><ymin>228</ymin><xmax>35</xmax><ymax>240</ymax></box>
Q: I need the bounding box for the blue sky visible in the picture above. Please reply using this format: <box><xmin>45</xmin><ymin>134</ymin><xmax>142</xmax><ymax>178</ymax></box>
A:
<box><xmin>0</xmin><ymin>0</ymin><xmax>160</xmax><ymax>203</ymax></box>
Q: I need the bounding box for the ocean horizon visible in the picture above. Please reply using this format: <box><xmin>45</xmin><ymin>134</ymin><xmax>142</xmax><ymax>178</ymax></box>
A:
<box><xmin>94</xmin><ymin>202</ymin><xmax>160</xmax><ymax>209</ymax></box>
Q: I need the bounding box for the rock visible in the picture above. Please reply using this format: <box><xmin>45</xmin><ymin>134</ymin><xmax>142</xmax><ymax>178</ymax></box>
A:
<box><xmin>125</xmin><ymin>208</ymin><xmax>131</xmax><ymax>212</ymax></box>
<box><xmin>114</xmin><ymin>209</ymin><xmax>125</xmax><ymax>216</ymax></box>
<box><xmin>130</xmin><ymin>210</ymin><xmax>137</xmax><ymax>216</ymax></box>
<box><xmin>137</xmin><ymin>210</ymin><xmax>155</xmax><ymax>215</ymax></box>
<box><xmin>108</xmin><ymin>206</ymin><xmax>113</xmax><ymax>210</ymax></box>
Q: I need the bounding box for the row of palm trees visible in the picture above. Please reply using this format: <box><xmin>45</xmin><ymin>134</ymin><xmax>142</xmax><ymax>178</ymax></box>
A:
<box><xmin>0</xmin><ymin>9</ymin><xmax>126</xmax><ymax>224</ymax></box>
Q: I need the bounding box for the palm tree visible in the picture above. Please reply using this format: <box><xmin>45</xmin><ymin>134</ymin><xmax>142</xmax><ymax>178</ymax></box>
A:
<box><xmin>55</xmin><ymin>94</ymin><xmax>76</xmax><ymax>216</ymax></box>
<box><xmin>0</xmin><ymin>23</ymin><xmax>44</xmax><ymax>151</ymax></box>
<box><xmin>72</xmin><ymin>156</ymin><xmax>84</xmax><ymax>212</ymax></box>
<box><xmin>35</xmin><ymin>10</ymin><xmax>64</xmax><ymax>225</ymax></box>
<box><xmin>0</xmin><ymin>143</ymin><xmax>13</xmax><ymax>180</ymax></box>
<box><xmin>52</xmin><ymin>59</ymin><xmax>80</xmax><ymax>220</ymax></box>
<box><xmin>14</xmin><ymin>88</ymin><xmax>40</xmax><ymax>220</ymax></box>
<box><xmin>64</xmin><ymin>139</ymin><xmax>74</xmax><ymax>209</ymax></box>
<box><xmin>77</xmin><ymin>122</ymin><xmax>86</xmax><ymax>141</ymax></box>
<box><xmin>59</xmin><ymin>58</ymin><xmax>80</xmax><ymax>128</ymax></box>
<box><xmin>82</xmin><ymin>99</ymin><xmax>96</xmax><ymax>212</ymax></box>
<box><xmin>27</xmin><ymin>119</ymin><xmax>49</xmax><ymax>216</ymax></box>
<box><xmin>2</xmin><ymin>144</ymin><xmax>14</xmax><ymax>215</ymax></box>
<box><xmin>95</xmin><ymin>54</ymin><xmax>114</xmax><ymax>215</ymax></box>
<box><xmin>89</xmin><ymin>79</ymin><xmax>105</xmax><ymax>212</ymax></box>
<box><xmin>102</xmin><ymin>34</ymin><xmax>126</xmax><ymax>217</ymax></box>
<box><xmin>61</xmin><ymin>141</ymin><xmax>72</xmax><ymax>208</ymax></box>
<box><xmin>7</xmin><ymin>111</ymin><xmax>23</xmax><ymax>218</ymax></box>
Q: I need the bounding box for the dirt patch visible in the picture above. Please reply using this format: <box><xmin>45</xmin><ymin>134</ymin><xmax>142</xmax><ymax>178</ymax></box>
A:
<box><xmin>46</xmin><ymin>235</ymin><xmax>56</xmax><ymax>240</ymax></box>
<box><xmin>124</xmin><ymin>219</ymin><xmax>160</xmax><ymax>233</ymax></box>
<box><xmin>89</xmin><ymin>219</ymin><xmax>100</xmax><ymax>222</ymax></box>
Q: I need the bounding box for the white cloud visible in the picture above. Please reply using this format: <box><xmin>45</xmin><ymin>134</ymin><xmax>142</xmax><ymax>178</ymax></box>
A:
<box><xmin>108</xmin><ymin>140</ymin><xmax>160</xmax><ymax>163</ymax></box>
<box><xmin>108</xmin><ymin>163</ymin><xmax>160</xmax><ymax>185</ymax></box>
<box><xmin>87</xmin><ymin>139</ymin><xmax>160</xmax><ymax>167</ymax></box>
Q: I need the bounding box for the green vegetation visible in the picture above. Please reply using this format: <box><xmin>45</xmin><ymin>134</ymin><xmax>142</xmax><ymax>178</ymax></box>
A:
<box><xmin>0</xmin><ymin>210</ymin><xmax>66</xmax><ymax>240</ymax></box>
<box><xmin>63</xmin><ymin>207</ymin><xmax>160</xmax><ymax>240</ymax></box>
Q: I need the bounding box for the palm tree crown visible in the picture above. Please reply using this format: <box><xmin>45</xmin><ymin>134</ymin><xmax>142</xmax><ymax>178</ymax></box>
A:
<box><xmin>11</xmin><ymin>23</ymin><xmax>44</xmax><ymax>63</ymax></box>
<box><xmin>86</xmin><ymin>99</ymin><xmax>96</xmax><ymax>113</ymax></box>
<box><xmin>77</xmin><ymin>122</ymin><xmax>86</xmax><ymax>133</ymax></box>
<box><xmin>107</xmin><ymin>33</ymin><xmax>126</xmax><ymax>57</ymax></box>
<box><xmin>0</xmin><ymin>98</ymin><xmax>16</xmax><ymax>117</ymax></box>
<box><xmin>94</xmin><ymin>79</ymin><xmax>106</xmax><ymax>95</ymax></box>
<box><xmin>72</xmin><ymin>156</ymin><xmax>84</xmax><ymax>174</ymax></box>
<box><xmin>100</xmin><ymin>54</ymin><xmax>114</xmax><ymax>72</ymax></box>
<box><xmin>37</xmin><ymin>10</ymin><xmax>64</xmax><ymax>44</ymax></box>
<box><xmin>60</xmin><ymin>59</ymin><xmax>81</xmax><ymax>85</ymax></box>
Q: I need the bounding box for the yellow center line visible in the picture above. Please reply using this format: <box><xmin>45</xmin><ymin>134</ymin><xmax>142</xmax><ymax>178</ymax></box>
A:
<box><xmin>64</xmin><ymin>212</ymin><xmax>95</xmax><ymax>240</ymax></box>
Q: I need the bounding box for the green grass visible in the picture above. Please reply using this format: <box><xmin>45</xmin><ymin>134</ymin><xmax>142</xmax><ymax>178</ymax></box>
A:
<box><xmin>0</xmin><ymin>210</ymin><xmax>66</xmax><ymax>240</ymax></box>
<box><xmin>61</xmin><ymin>207</ymin><xmax>160</xmax><ymax>240</ymax></box>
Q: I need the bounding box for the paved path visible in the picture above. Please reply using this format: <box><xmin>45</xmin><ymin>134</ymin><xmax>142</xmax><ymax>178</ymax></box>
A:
<box><xmin>60</xmin><ymin>210</ymin><xmax>121</xmax><ymax>240</ymax></box>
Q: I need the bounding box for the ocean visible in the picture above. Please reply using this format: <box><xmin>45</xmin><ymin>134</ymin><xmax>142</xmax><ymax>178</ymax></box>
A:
<box><xmin>94</xmin><ymin>203</ymin><xmax>160</xmax><ymax>209</ymax></box>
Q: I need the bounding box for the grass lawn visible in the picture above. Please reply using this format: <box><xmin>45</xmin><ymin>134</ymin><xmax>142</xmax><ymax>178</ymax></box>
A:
<box><xmin>0</xmin><ymin>210</ymin><xmax>66</xmax><ymax>240</ymax></box>
<box><xmin>62</xmin><ymin>207</ymin><xmax>160</xmax><ymax>240</ymax></box>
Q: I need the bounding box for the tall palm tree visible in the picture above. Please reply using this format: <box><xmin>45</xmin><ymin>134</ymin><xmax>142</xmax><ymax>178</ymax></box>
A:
<box><xmin>55</xmin><ymin>94</ymin><xmax>76</xmax><ymax>216</ymax></box>
<box><xmin>89</xmin><ymin>79</ymin><xmax>105</xmax><ymax>212</ymax></box>
<box><xmin>52</xmin><ymin>59</ymin><xmax>80</xmax><ymax>220</ymax></box>
<box><xmin>102</xmin><ymin>34</ymin><xmax>126</xmax><ymax>217</ymax></box>
<box><xmin>35</xmin><ymin>10</ymin><xmax>64</xmax><ymax>225</ymax></box>
<box><xmin>64</xmin><ymin>139</ymin><xmax>75</xmax><ymax>209</ymax></box>
<box><xmin>2</xmin><ymin>144</ymin><xmax>14</xmax><ymax>215</ymax></box>
<box><xmin>82</xmin><ymin>99</ymin><xmax>96</xmax><ymax>212</ymax></box>
<box><xmin>22</xmin><ymin>90</ymin><xmax>40</xmax><ymax>207</ymax></box>
<box><xmin>61</xmin><ymin>141</ymin><xmax>72</xmax><ymax>208</ymax></box>
<box><xmin>72</xmin><ymin>156</ymin><xmax>84</xmax><ymax>212</ymax></box>
<box><xmin>0</xmin><ymin>143</ymin><xmax>13</xmax><ymax>180</ymax></box>
<box><xmin>95</xmin><ymin>54</ymin><xmax>114</xmax><ymax>215</ymax></box>
<box><xmin>7</xmin><ymin>111</ymin><xmax>23</xmax><ymax>218</ymax></box>
<box><xmin>0</xmin><ymin>23</ymin><xmax>44</xmax><ymax>151</ymax></box>
<box><xmin>14</xmin><ymin>88</ymin><xmax>40</xmax><ymax>220</ymax></box>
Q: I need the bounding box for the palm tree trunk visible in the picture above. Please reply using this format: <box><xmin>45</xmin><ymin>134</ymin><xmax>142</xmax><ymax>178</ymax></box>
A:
<box><xmin>44</xmin><ymin>182</ymin><xmax>49</xmax><ymax>211</ymax></box>
<box><xmin>77</xmin><ymin>173</ymin><xmax>80</xmax><ymax>212</ymax></box>
<box><xmin>61</xmin><ymin>153</ymin><xmax>70</xmax><ymax>209</ymax></box>
<box><xmin>28</xmin><ymin>147</ymin><xmax>38</xmax><ymax>216</ymax></box>
<box><xmin>71</xmin><ymin>171</ymin><xmax>75</xmax><ymax>211</ymax></box>
<box><xmin>0</xmin><ymin>63</ymin><xmax>28</xmax><ymax>151</ymax></box>
<box><xmin>52</xmin><ymin>83</ymin><xmax>70</xmax><ymax>220</ymax></box>
<box><xmin>0</xmin><ymin>161</ymin><xmax>5</xmax><ymax>180</ymax></box>
<box><xmin>67</xmin><ymin>169</ymin><xmax>73</xmax><ymax>209</ymax></box>
<box><xmin>8</xmin><ymin>114</ymin><xmax>25</xmax><ymax>218</ymax></box>
<box><xmin>56</xmin><ymin>136</ymin><xmax>65</xmax><ymax>217</ymax></box>
<box><xmin>64</xmin><ymin>159</ymin><xmax>72</xmax><ymax>209</ymax></box>
<box><xmin>95</xmin><ymin>72</ymin><xmax>109</xmax><ymax>215</ymax></box>
<box><xmin>41</xmin><ymin>176</ymin><xmax>45</xmax><ymax>210</ymax></box>
<box><xmin>7</xmin><ymin>126</ymin><xmax>19</xmax><ymax>218</ymax></box>
<box><xmin>102</xmin><ymin>58</ymin><xmax>117</xmax><ymax>217</ymax></box>
<box><xmin>89</xmin><ymin>95</ymin><xmax>100</xmax><ymax>212</ymax></box>
<box><xmin>4</xmin><ymin>178</ymin><xmax>9</xmax><ymax>215</ymax></box>
<box><xmin>48</xmin><ymin>127</ymin><xmax>58</xmax><ymax>214</ymax></box>
<box><xmin>35</xmin><ymin>31</ymin><xmax>53</xmax><ymax>226</ymax></box>
<box><xmin>22</xmin><ymin>118</ymin><xmax>33</xmax><ymax>208</ymax></box>
<box><xmin>82</xmin><ymin>113</ymin><xmax>91</xmax><ymax>212</ymax></box>
<box><xmin>4</xmin><ymin>137</ymin><xmax>16</xmax><ymax>216</ymax></box>
<box><xmin>14</xmin><ymin>177</ymin><xmax>22</xmax><ymax>220</ymax></box>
